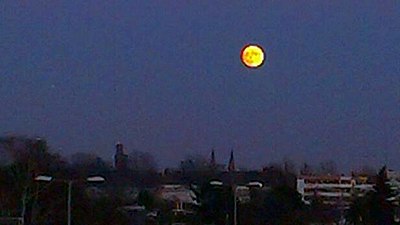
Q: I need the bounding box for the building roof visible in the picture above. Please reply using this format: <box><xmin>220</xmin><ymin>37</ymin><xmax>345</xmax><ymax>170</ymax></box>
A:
<box><xmin>157</xmin><ymin>185</ymin><xmax>199</xmax><ymax>205</ymax></box>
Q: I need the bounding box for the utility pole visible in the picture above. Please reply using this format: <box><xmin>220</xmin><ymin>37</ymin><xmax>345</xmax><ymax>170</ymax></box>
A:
<box><xmin>21</xmin><ymin>186</ymin><xmax>28</xmax><ymax>225</ymax></box>
<box><xmin>233</xmin><ymin>186</ymin><xmax>237</xmax><ymax>225</ymax></box>
<box><xmin>67</xmin><ymin>181</ymin><xmax>72</xmax><ymax>225</ymax></box>
<box><xmin>35</xmin><ymin>176</ymin><xmax>104</xmax><ymax>225</ymax></box>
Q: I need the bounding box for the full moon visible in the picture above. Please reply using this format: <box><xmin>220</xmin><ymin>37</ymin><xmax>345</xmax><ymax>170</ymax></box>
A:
<box><xmin>240</xmin><ymin>44</ymin><xmax>265</xmax><ymax>68</ymax></box>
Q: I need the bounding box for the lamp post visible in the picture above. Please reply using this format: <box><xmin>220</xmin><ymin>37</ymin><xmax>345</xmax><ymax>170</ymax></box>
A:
<box><xmin>20</xmin><ymin>175</ymin><xmax>54</xmax><ymax>225</ymax></box>
<box><xmin>209</xmin><ymin>180</ymin><xmax>263</xmax><ymax>225</ymax></box>
<box><xmin>35</xmin><ymin>175</ymin><xmax>105</xmax><ymax>225</ymax></box>
<box><xmin>233</xmin><ymin>185</ymin><xmax>237</xmax><ymax>225</ymax></box>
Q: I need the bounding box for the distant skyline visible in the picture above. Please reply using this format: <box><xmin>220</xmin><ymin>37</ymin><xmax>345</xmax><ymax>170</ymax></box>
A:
<box><xmin>1</xmin><ymin>1</ymin><xmax>399</xmax><ymax>171</ymax></box>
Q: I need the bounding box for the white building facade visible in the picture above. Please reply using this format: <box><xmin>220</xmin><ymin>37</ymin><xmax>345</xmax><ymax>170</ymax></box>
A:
<box><xmin>297</xmin><ymin>175</ymin><xmax>374</xmax><ymax>208</ymax></box>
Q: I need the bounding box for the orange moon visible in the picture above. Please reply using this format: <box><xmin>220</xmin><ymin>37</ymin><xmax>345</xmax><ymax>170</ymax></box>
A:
<box><xmin>240</xmin><ymin>44</ymin><xmax>265</xmax><ymax>68</ymax></box>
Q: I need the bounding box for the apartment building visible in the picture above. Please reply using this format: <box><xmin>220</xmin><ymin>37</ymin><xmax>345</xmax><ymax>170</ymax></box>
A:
<box><xmin>297</xmin><ymin>175</ymin><xmax>374</xmax><ymax>208</ymax></box>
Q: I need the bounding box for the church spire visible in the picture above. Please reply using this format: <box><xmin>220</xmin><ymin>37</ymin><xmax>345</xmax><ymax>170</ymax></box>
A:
<box><xmin>210</xmin><ymin>149</ymin><xmax>216</xmax><ymax>168</ymax></box>
<box><xmin>228</xmin><ymin>150</ymin><xmax>235</xmax><ymax>172</ymax></box>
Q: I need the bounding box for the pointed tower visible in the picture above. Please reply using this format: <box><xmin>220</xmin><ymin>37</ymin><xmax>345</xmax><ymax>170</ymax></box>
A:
<box><xmin>114</xmin><ymin>142</ymin><xmax>128</xmax><ymax>171</ymax></box>
<box><xmin>210</xmin><ymin>149</ymin><xmax>216</xmax><ymax>168</ymax></box>
<box><xmin>228</xmin><ymin>150</ymin><xmax>235</xmax><ymax>172</ymax></box>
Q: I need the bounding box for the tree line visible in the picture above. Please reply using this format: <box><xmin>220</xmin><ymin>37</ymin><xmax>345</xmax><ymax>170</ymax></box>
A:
<box><xmin>0</xmin><ymin>135</ymin><xmax>398</xmax><ymax>225</ymax></box>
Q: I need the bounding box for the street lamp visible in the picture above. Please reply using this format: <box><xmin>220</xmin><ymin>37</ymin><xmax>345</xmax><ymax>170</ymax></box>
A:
<box><xmin>86</xmin><ymin>176</ymin><xmax>105</xmax><ymax>182</ymax></box>
<box><xmin>247</xmin><ymin>181</ymin><xmax>263</xmax><ymax>188</ymax></box>
<box><xmin>210</xmin><ymin>180</ymin><xmax>223</xmax><ymax>186</ymax></box>
<box><xmin>35</xmin><ymin>175</ymin><xmax>105</xmax><ymax>225</ymax></box>
<box><xmin>34</xmin><ymin>175</ymin><xmax>53</xmax><ymax>182</ymax></box>
<box><xmin>209</xmin><ymin>180</ymin><xmax>263</xmax><ymax>225</ymax></box>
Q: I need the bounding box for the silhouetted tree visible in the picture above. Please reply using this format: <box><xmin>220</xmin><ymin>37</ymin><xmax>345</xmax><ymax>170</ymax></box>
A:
<box><xmin>0</xmin><ymin>136</ymin><xmax>67</xmax><ymax>225</ymax></box>
<box><xmin>128</xmin><ymin>150</ymin><xmax>157</xmax><ymax>172</ymax></box>
<box><xmin>238</xmin><ymin>184</ymin><xmax>307</xmax><ymax>225</ymax></box>
<box><xmin>318</xmin><ymin>160</ymin><xmax>338</xmax><ymax>175</ymax></box>
<box><xmin>369</xmin><ymin>166</ymin><xmax>395</xmax><ymax>224</ymax></box>
<box><xmin>346</xmin><ymin>192</ymin><xmax>373</xmax><ymax>225</ymax></box>
<box><xmin>137</xmin><ymin>190</ymin><xmax>155</xmax><ymax>210</ymax></box>
<box><xmin>180</xmin><ymin>154</ymin><xmax>210</xmax><ymax>173</ymax></box>
<box><xmin>300</xmin><ymin>163</ymin><xmax>314</xmax><ymax>176</ymax></box>
<box><xmin>358</xmin><ymin>165</ymin><xmax>377</xmax><ymax>177</ymax></box>
<box><xmin>346</xmin><ymin>166</ymin><xmax>395</xmax><ymax>225</ymax></box>
<box><xmin>262</xmin><ymin>162</ymin><xmax>297</xmax><ymax>188</ymax></box>
<box><xmin>282</xmin><ymin>157</ymin><xmax>297</xmax><ymax>175</ymax></box>
<box><xmin>69</xmin><ymin>152</ymin><xmax>111</xmax><ymax>177</ymax></box>
<box><xmin>307</xmin><ymin>194</ymin><xmax>335</xmax><ymax>224</ymax></box>
<box><xmin>263</xmin><ymin>185</ymin><xmax>307</xmax><ymax>225</ymax></box>
<box><xmin>197</xmin><ymin>182</ymin><xmax>232</xmax><ymax>225</ymax></box>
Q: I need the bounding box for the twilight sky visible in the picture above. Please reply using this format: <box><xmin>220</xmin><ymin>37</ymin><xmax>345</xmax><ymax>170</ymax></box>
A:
<box><xmin>1</xmin><ymin>1</ymin><xmax>399</xmax><ymax>171</ymax></box>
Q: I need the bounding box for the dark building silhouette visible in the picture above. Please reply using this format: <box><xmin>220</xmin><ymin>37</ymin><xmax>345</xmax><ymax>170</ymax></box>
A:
<box><xmin>210</xmin><ymin>149</ymin><xmax>216</xmax><ymax>168</ymax></box>
<box><xmin>114</xmin><ymin>142</ymin><xmax>128</xmax><ymax>171</ymax></box>
<box><xmin>228</xmin><ymin>150</ymin><xmax>235</xmax><ymax>172</ymax></box>
<box><xmin>208</xmin><ymin>149</ymin><xmax>225</xmax><ymax>172</ymax></box>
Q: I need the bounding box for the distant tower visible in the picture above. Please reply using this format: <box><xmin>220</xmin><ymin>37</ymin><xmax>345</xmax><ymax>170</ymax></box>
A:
<box><xmin>228</xmin><ymin>150</ymin><xmax>235</xmax><ymax>172</ymax></box>
<box><xmin>210</xmin><ymin>149</ymin><xmax>216</xmax><ymax>168</ymax></box>
<box><xmin>114</xmin><ymin>142</ymin><xmax>128</xmax><ymax>171</ymax></box>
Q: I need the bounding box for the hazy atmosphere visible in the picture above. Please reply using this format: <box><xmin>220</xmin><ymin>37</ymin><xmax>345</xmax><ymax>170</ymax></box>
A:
<box><xmin>1</xmin><ymin>1</ymin><xmax>399</xmax><ymax>171</ymax></box>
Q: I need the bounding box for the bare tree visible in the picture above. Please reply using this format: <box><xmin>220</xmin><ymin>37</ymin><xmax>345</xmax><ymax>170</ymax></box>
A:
<box><xmin>0</xmin><ymin>136</ymin><xmax>66</xmax><ymax>224</ymax></box>
<box><xmin>128</xmin><ymin>149</ymin><xmax>157</xmax><ymax>172</ymax></box>
<box><xmin>70</xmin><ymin>152</ymin><xmax>98</xmax><ymax>166</ymax></box>
<box><xmin>357</xmin><ymin>164</ymin><xmax>377</xmax><ymax>176</ymax></box>
<box><xmin>282</xmin><ymin>157</ymin><xmax>297</xmax><ymax>175</ymax></box>
<box><xmin>69</xmin><ymin>152</ymin><xmax>111</xmax><ymax>176</ymax></box>
<box><xmin>300</xmin><ymin>163</ymin><xmax>314</xmax><ymax>176</ymax></box>
<box><xmin>0</xmin><ymin>144</ymin><xmax>12</xmax><ymax>166</ymax></box>
<box><xmin>317</xmin><ymin>160</ymin><xmax>338</xmax><ymax>175</ymax></box>
<box><xmin>180</xmin><ymin>153</ymin><xmax>210</xmax><ymax>172</ymax></box>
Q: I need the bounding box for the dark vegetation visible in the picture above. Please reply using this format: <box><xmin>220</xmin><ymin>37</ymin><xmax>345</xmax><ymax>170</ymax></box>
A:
<box><xmin>0</xmin><ymin>135</ymin><xmax>398</xmax><ymax>225</ymax></box>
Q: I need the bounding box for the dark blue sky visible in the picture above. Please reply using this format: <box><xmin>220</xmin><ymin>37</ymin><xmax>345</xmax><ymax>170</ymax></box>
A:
<box><xmin>1</xmin><ymin>1</ymin><xmax>399</xmax><ymax>171</ymax></box>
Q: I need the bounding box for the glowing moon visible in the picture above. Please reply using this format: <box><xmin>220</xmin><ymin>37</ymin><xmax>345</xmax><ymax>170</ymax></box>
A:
<box><xmin>240</xmin><ymin>44</ymin><xmax>265</xmax><ymax>68</ymax></box>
